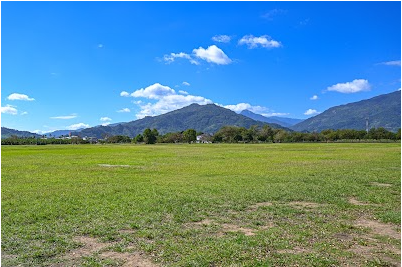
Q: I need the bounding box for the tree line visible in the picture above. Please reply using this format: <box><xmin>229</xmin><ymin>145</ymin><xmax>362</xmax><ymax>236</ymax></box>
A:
<box><xmin>2</xmin><ymin>126</ymin><xmax>400</xmax><ymax>145</ymax></box>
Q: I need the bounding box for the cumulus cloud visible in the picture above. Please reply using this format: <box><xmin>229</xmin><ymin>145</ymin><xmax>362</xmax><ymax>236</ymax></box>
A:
<box><xmin>100</xmin><ymin>117</ymin><xmax>112</xmax><ymax>121</ymax></box>
<box><xmin>135</xmin><ymin>94</ymin><xmax>213</xmax><ymax>119</ymax></box>
<box><xmin>122</xmin><ymin>83</ymin><xmax>212</xmax><ymax>119</ymax></box>
<box><xmin>310</xmin><ymin>95</ymin><xmax>319</xmax><ymax>100</ymax></box>
<box><xmin>327</xmin><ymin>79</ymin><xmax>371</xmax><ymax>93</ymax></box>
<box><xmin>50</xmin><ymin>114</ymin><xmax>77</xmax><ymax>119</ymax></box>
<box><xmin>379</xmin><ymin>60</ymin><xmax>401</xmax><ymax>66</ymax></box>
<box><xmin>7</xmin><ymin>93</ymin><xmax>35</xmax><ymax>101</ymax></box>
<box><xmin>304</xmin><ymin>109</ymin><xmax>320</xmax><ymax>116</ymax></box>
<box><xmin>120</xmin><ymin>91</ymin><xmax>130</xmax><ymax>97</ymax></box>
<box><xmin>117</xmin><ymin>108</ymin><xmax>131</xmax><ymax>113</ymax></box>
<box><xmin>163</xmin><ymin>45</ymin><xmax>232</xmax><ymax>65</ymax></box>
<box><xmin>1</xmin><ymin>105</ymin><xmax>18</xmax><ymax>115</ymax></box>
<box><xmin>131</xmin><ymin>83</ymin><xmax>176</xmax><ymax>99</ymax></box>
<box><xmin>163</xmin><ymin>52</ymin><xmax>199</xmax><ymax>65</ymax></box>
<box><xmin>238</xmin><ymin>35</ymin><xmax>281</xmax><ymax>49</ymax></box>
<box><xmin>222</xmin><ymin>103</ymin><xmax>267</xmax><ymax>114</ymax></box>
<box><xmin>193</xmin><ymin>45</ymin><xmax>232</xmax><ymax>65</ymax></box>
<box><xmin>182</xmin><ymin>81</ymin><xmax>190</xmax><ymax>86</ymax></box>
<box><xmin>101</xmin><ymin>122</ymin><xmax>111</xmax><ymax>126</ymax></box>
<box><xmin>66</xmin><ymin>123</ymin><xmax>89</xmax><ymax>130</ymax></box>
<box><xmin>212</xmin><ymin>35</ymin><xmax>231</xmax><ymax>43</ymax></box>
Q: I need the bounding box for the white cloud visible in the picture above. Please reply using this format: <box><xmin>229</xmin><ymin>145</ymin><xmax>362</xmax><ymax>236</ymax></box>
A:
<box><xmin>66</xmin><ymin>123</ymin><xmax>89</xmax><ymax>130</ymax></box>
<box><xmin>135</xmin><ymin>94</ymin><xmax>213</xmax><ymax>119</ymax></box>
<box><xmin>117</xmin><ymin>108</ymin><xmax>131</xmax><ymax>113</ymax></box>
<box><xmin>222</xmin><ymin>103</ymin><xmax>269</xmax><ymax>114</ymax></box>
<box><xmin>212</xmin><ymin>35</ymin><xmax>231</xmax><ymax>43</ymax></box>
<box><xmin>163</xmin><ymin>52</ymin><xmax>199</xmax><ymax>65</ymax></box>
<box><xmin>100</xmin><ymin>117</ymin><xmax>112</xmax><ymax>122</ymax></box>
<box><xmin>261</xmin><ymin>9</ymin><xmax>287</xmax><ymax>20</ymax></box>
<box><xmin>123</xmin><ymin>83</ymin><xmax>212</xmax><ymax>119</ymax></box>
<box><xmin>7</xmin><ymin>93</ymin><xmax>35</xmax><ymax>101</ymax></box>
<box><xmin>310</xmin><ymin>95</ymin><xmax>319</xmax><ymax>100</ymax></box>
<box><xmin>238</xmin><ymin>35</ymin><xmax>282</xmax><ymax>49</ymax></box>
<box><xmin>101</xmin><ymin>122</ymin><xmax>111</xmax><ymax>126</ymax></box>
<box><xmin>120</xmin><ymin>91</ymin><xmax>130</xmax><ymax>97</ymax></box>
<box><xmin>21</xmin><ymin>111</ymin><xmax>28</xmax><ymax>115</ymax></box>
<box><xmin>327</xmin><ymin>79</ymin><xmax>371</xmax><ymax>93</ymax></box>
<box><xmin>193</xmin><ymin>45</ymin><xmax>232</xmax><ymax>65</ymax></box>
<box><xmin>1</xmin><ymin>105</ymin><xmax>18</xmax><ymax>115</ymax></box>
<box><xmin>304</xmin><ymin>109</ymin><xmax>320</xmax><ymax>116</ymax></box>
<box><xmin>131</xmin><ymin>83</ymin><xmax>176</xmax><ymax>99</ymax></box>
<box><xmin>50</xmin><ymin>114</ymin><xmax>77</xmax><ymax>119</ymax></box>
<box><xmin>379</xmin><ymin>60</ymin><xmax>401</xmax><ymax>66</ymax></box>
<box><xmin>182</xmin><ymin>81</ymin><xmax>190</xmax><ymax>86</ymax></box>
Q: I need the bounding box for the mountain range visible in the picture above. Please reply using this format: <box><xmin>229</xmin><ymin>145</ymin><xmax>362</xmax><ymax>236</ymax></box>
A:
<box><xmin>291</xmin><ymin>91</ymin><xmax>401</xmax><ymax>132</ymax></box>
<box><xmin>2</xmin><ymin>91</ymin><xmax>400</xmax><ymax>139</ymax></box>
<box><xmin>240</xmin><ymin>110</ymin><xmax>304</xmax><ymax>127</ymax></box>
<box><xmin>77</xmin><ymin>103</ymin><xmax>287</xmax><ymax>138</ymax></box>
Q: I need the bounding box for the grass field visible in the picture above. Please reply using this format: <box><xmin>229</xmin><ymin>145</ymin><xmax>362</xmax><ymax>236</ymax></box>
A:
<box><xmin>1</xmin><ymin>143</ymin><xmax>401</xmax><ymax>266</ymax></box>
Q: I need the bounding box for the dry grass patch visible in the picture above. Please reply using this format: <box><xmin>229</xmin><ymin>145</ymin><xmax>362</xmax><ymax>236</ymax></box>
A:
<box><xmin>277</xmin><ymin>246</ymin><xmax>312</xmax><ymax>254</ymax></box>
<box><xmin>370</xmin><ymin>182</ymin><xmax>393</xmax><ymax>187</ymax></box>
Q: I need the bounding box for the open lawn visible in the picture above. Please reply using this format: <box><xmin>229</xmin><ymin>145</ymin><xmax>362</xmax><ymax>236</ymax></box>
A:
<box><xmin>1</xmin><ymin>143</ymin><xmax>401</xmax><ymax>266</ymax></box>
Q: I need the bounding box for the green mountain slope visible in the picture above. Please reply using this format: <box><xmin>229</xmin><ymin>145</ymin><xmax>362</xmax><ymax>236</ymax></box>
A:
<box><xmin>78</xmin><ymin>103</ymin><xmax>288</xmax><ymax>138</ymax></box>
<box><xmin>1</xmin><ymin>127</ymin><xmax>41</xmax><ymax>139</ymax></box>
<box><xmin>292</xmin><ymin>91</ymin><xmax>401</xmax><ymax>132</ymax></box>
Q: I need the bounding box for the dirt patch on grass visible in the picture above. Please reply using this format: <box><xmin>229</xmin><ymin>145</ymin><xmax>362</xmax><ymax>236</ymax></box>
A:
<box><xmin>119</xmin><ymin>229</ymin><xmax>136</xmax><ymax>234</ymax></box>
<box><xmin>370</xmin><ymin>182</ymin><xmax>392</xmax><ymax>187</ymax></box>
<box><xmin>67</xmin><ymin>236</ymin><xmax>112</xmax><ymax>258</ymax></box>
<box><xmin>218</xmin><ymin>224</ymin><xmax>256</xmax><ymax>237</ymax></box>
<box><xmin>247</xmin><ymin>202</ymin><xmax>273</xmax><ymax>211</ymax></box>
<box><xmin>355</xmin><ymin>219</ymin><xmax>401</xmax><ymax>240</ymax></box>
<box><xmin>63</xmin><ymin>236</ymin><xmax>156</xmax><ymax>266</ymax></box>
<box><xmin>288</xmin><ymin>201</ymin><xmax>322</xmax><ymax>208</ymax></box>
<box><xmin>277</xmin><ymin>246</ymin><xmax>311</xmax><ymax>254</ymax></box>
<box><xmin>348</xmin><ymin>197</ymin><xmax>372</xmax><ymax>206</ymax></box>
<box><xmin>100</xmin><ymin>251</ymin><xmax>157</xmax><ymax>267</ymax></box>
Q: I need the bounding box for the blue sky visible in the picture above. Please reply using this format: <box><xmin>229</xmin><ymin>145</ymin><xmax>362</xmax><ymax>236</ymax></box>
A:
<box><xmin>2</xmin><ymin>1</ymin><xmax>401</xmax><ymax>133</ymax></box>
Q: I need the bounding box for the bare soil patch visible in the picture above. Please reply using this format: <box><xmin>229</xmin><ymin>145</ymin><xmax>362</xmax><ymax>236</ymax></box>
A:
<box><xmin>277</xmin><ymin>246</ymin><xmax>311</xmax><ymax>254</ymax></box>
<box><xmin>247</xmin><ymin>202</ymin><xmax>273</xmax><ymax>211</ymax></box>
<box><xmin>100</xmin><ymin>251</ymin><xmax>157</xmax><ymax>267</ymax></box>
<box><xmin>355</xmin><ymin>219</ymin><xmax>401</xmax><ymax>240</ymax></box>
<box><xmin>348</xmin><ymin>197</ymin><xmax>372</xmax><ymax>206</ymax></box>
<box><xmin>288</xmin><ymin>201</ymin><xmax>322</xmax><ymax>208</ymax></box>
<box><xmin>63</xmin><ymin>236</ymin><xmax>156</xmax><ymax>266</ymax></box>
<box><xmin>218</xmin><ymin>224</ymin><xmax>256</xmax><ymax>236</ymax></box>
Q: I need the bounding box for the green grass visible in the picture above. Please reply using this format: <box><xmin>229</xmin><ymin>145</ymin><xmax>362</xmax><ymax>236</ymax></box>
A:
<box><xmin>2</xmin><ymin>143</ymin><xmax>401</xmax><ymax>266</ymax></box>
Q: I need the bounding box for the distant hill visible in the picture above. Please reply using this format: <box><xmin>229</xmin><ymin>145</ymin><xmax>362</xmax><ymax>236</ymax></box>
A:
<box><xmin>240</xmin><ymin>110</ymin><xmax>304</xmax><ymax>127</ymax></box>
<box><xmin>292</xmin><ymin>91</ymin><xmax>401</xmax><ymax>132</ymax></box>
<box><xmin>45</xmin><ymin>128</ymin><xmax>84</xmax><ymax>138</ymax></box>
<box><xmin>77</xmin><ymin>103</ymin><xmax>288</xmax><ymax>138</ymax></box>
<box><xmin>1</xmin><ymin>127</ymin><xmax>41</xmax><ymax>139</ymax></box>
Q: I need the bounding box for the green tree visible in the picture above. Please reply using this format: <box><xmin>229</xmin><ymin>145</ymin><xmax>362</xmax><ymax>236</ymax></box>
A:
<box><xmin>133</xmin><ymin>134</ymin><xmax>144</xmax><ymax>143</ymax></box>
<box><xmin>143</xmin><ymin>128</ymin><xmax>157</xmax><ymax>144</ymax></box>
<box><xmin>183</xmin><ymin>129</ymin><xmax>197</xmax><ymax>143</ymax></box>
